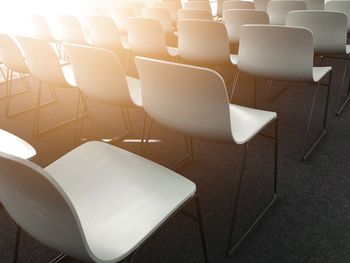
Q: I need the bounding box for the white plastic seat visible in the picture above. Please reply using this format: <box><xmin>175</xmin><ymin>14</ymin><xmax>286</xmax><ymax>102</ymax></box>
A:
<box><xmin>16</xmin><ymin>36</ymin><xmax>80</xmax><ymax>136</ymax></box>
<box><xmin>0</xmin><ymin>34</ymin><xmax>38</xmax><ymax>117</ymax></box>
<box><xmin>267</xmin><ymin>0</ymin><xmax>306</xmax><ymax>25</ymax></box>
<box><xmin>112</xmin><ymin>7</ymin><xmax>135</xmax><ymax>33</ymax></box>
<box><xmin>135</xmin><ymin>56</ymin><xmax>278</xmax><ymax>256</ymax></box>
<box><xmin>126</xmin><ymin>1</ymin><xmax>146</xmax><ymax>17</ymax></box>
<box><xmin>237</xmin><ymin>25</ymin><xmax>332</xmax><ymax>160</ymax></box>
<box><xmin>178</xmin><ymin>8</ymin><xmax>213</xmax><ymax>20</ymax></box>
<box><xmin>126</xmin><ymin>17</ymin><xmax>179</xmax><ymax>60</ymax></box>
<box><xmin>0</xmin><ymin>141</ymin><xmax>208</xmax><ymax>263</ymax></box>
<box><xmin>184</xmin><ymin>1</ymin><xmax>213</xmax><ymax>16</ymax></box>
<box><xmin>222</xmin><ymin>0</ymin><xmax>255</xmax><ymax>13</ymax></box>
<box><xmin>254</xmin><ymin>0</ymin><xmax>270</xmax><ymax>11</ymax></box>
<box><xmin>30</xmin><ymin>15</ymin><xmax>57</xmax><ymax>43</ymax></box>
<box><xmin>56</xmin><ymin>15</ymin><xmax>89</xmax><ymax>45</ymax></box>
<box><xmin>142</xmin><ymin>7</ymin><xmax>175</xmax><ymax>32</ymax></box>
<box><xmin>286</xmin><ymin>10</ymin><xmax>349</xmax><ymax>115</ymax></box>
<box><xmin>0</xmin><ymin>129</ymin><xmax>36</xmax><ymax>159</ymax></box>
<box><xmin>305</xmin><ymin>0</ymin><xmax>324</xmax><ymax>10</ymax></box>
<box><xmin>64</xmin><ymin>43</ymin><xmax>142</xmax><ymax>144</ymax></box>
<box><xmin>154</xmin><ymin>1</ymin><xmax>179</xmax><ymax>23</ymax></box>
<box><xmin>325</xmin><ymin>1</ymin><xmax>350</xmax><ymax>33</ymax></box>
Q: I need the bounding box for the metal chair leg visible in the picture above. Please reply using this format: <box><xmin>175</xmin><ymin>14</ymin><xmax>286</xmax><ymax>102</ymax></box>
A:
<box><xmin>13</xmin><ymin>225</ymin><xmax>21</xmax><ymax>263</ymax></box>
<box><xmin>195</xmin><ymin>196</ymin><xmax>209</xmax><ymax>263</ymax></box>
<box><xmin>172</xmin><ymin>135</ymin><xmax>194</xmax><ymax>170</ymax></box>
<box><xmin>229</xmin><ymin>71</ymin><xmax>240</xmax><ymax>102</ymax></box>
<box><xmin>337</xmin><ymin>63</ymin><xmax>350</xmax><ymax>116</ymax></box>
<box><xmin>141</xmin><ymin>116</ymin><xmax>154</xmax><ymax>156</ymax></box>
<box><xmin>75</xmin><ymin>95</ymin><xmax>88</xmax><ymax>145</ymax></box>
<box><xmin>302</xmin><ymin>71</ymin><xmax>332</xmax><ymax>160</ymax></box>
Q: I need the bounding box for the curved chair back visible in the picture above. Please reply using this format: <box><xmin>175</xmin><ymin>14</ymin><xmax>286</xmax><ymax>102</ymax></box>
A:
<box><xmin>177</xmin><ymin>19</ymin><xmax>231</xmax><ymax>65</ymax></box>
<box><xmin>267</xmin><ymin>0</ymin><xmax>306</xmax><ymax>25</ymax></box>
<box><xmin>222</xmin><ymin>0</ymin><xmax>255</xmax><ymax>13</ymax></box>
<box><xmin>238</xmin><ymin>25</ymin><xmax>314</xmax><ymax>82</ymax></box>
<box><xmin>56</xmin><ymin>15</ymin><xmax>88</xmax><ymax>44</ymax></box>
<box><xmin>325</xmin><ymin>1</ymin><xmax>350</xmax><ymax>32</ymax></box>
<box><xmin>126</xmin><ymin>1</ymin><xmax>146</xmax><ymax>17</ymax></box>
<box><xmin>184</xmin><ymin>1</ymin><xmax>213</xmax><ymax>15</ymax></box>
<box><xmin>112</xmin><ymin>7</ymin><xmax>135</xmax><ymax>32</ymax></box>
<box><xmin>0</xmin><ymin>34</ymin><xmax>29</xmax><ymax>73</ymax></box>
<box><xmin>305</xmin><ymin>0</ymin><xmax>324</xmax><ymax>10</ymax></box>
<box><xmin>30</xmin><ymin>15</ymin><xmax>56</xmax><ymax>42</ymax></box>
<box><xmin>85</xmin><ymin>16</ymin><xmax>123</xmax><ymax>52</ymax></box>
<box><xmin>178</xmin><ymin>9</ymin><xmax>212</xmax><ymax>20</ymax></box>
<box><xmin>0</xmin><ymin>152</ymin><xmax>91</xmax><ymax>261</ymax></box>
<box><xmin>65</xmin><ymin>44</ymin><xmax>134</xmax><ymax>107</ymax></box>
<box><xmin>286</xmin><ymin>10</ymin><xmax>347</xmax><ymax>55</ymax></box>
<box><xmin>223</xmin><ymin>10</ymin><xmax>269</xmax><ymax>44</ymax></box>
<box><xmin>254</xmin><ymin>0</ymin><xmax>270</xmax><ymax>11</ymax></box>
<box><xmin>126</xmin><ymin>17</ymin><xmax>170</xmax><ymax>59</ymax></box>
<box><xmin>135</xmin><ymin>56</ymin><xmax>233</xmax><ymax>142</ymax></box>
<box><xmin>154</xmin><ymin>1</ymin><xmax>179</xmax><ymax>23</ymax></box>
<box><xmin>142</xmin><ymin>7</ymin><xmax>174</xmax><ymax>32</ymax></box>
<box><xmin>16</xmin><ymin>36</ymin><xmax>69</xmax><ymax>87</ymax></box>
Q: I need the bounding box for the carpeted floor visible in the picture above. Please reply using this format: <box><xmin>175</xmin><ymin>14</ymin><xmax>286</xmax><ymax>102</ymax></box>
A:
<box><xmin>0</xmin><ymin>56</ymin><xmax>350</xmax><ymax>263</ymax></box>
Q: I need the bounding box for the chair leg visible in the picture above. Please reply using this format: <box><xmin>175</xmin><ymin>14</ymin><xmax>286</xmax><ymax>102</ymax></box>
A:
<box><xmin>194</xmin><ymin>196</ymin><xmax>209</xmax><ymax>263</ymax></box>
<box><xmin>302</xmin><ymin>71</ymin><xmax>332</xmax><ymax>161</ymax></box>
<box><xmin>229</xmin><ymin>71</ymin><xmax>240</xmax><ymax>102</ymax></box>
<box><xmin>265</xmin><ymin>82</ymin><xmax>288</xmax><ymax>103</ymax></box>
<box><xmin>172</xmin><ymin>135</ymin><xmax>194</xmax><ymax>170</ymax></box>
<box><xmin>274</xmin><ymin>118</ymin><xmax>279</xmax><ymax>195</ymax></box>
<box><xmin>75</xmin><ymin>95</ymin><xmax>88</xmax><ymax>145</ymax></box>
<box><xmin>13</xmin><ymin>225</ymin><xmax>21</xmax><ymax>263</ymax></box>
<box><xmin>264</xmin><ymin>80</ymin><xmax>273</xmax><ymax>101</ymax></box>
<box><xmin>48</xmin><ymin>253</ymin><xmax>67</xmax><ymax>263</ymax></box>
<box><xmin>73</xmin><ymin>91</ymin><xmax>83</xmax><ymax>146</ymax></box>
<box><xmin>33</xmin><ymin>82</ymin><xmax>43</xmax><ymax>135</ymax></box>
<box><xmin>337</xmin><ymin>62</ymin><xmax>350</xmax><ymax>116</ymax></box>
<box><xmin>253</xmin><ymin>77</ymin><xmax>257</xmax><ymax>108</ymax></box>
<box><xmin>141</xmin><ymin>116</ymin><xmax>154</xmax><ymax>156</ymax></box>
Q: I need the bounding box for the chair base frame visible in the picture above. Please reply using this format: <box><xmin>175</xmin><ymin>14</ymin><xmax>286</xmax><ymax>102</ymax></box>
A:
<box><xmin>226</xmin><ymin>118</ymin><xmax>279</xmax><ymax>257</ymax></box>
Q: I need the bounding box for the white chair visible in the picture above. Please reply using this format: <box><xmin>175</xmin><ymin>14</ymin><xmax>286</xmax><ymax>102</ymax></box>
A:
<box><xmin>305</xmin><ymin>0</ymin><xmax>324</xmax><ymax>10</ymax></box>
<box><xmin>56</xmin><ymin>15</ymin><xmax>89</xmax><ymax>45</ymax></box>
<box><xmin>184</xmin><ymin>1</ymin><xmax>213</xmax><ymax>16</ymax></box>
<box><xmin>177</xmin><ymin>19</ymin><xmax>236</xmax><ymax>66</ymax></box>
<box><xmin>126</xmin><ymin>1</ymin><xmax>146</xmax><ymax>17</ymax></box>
<box><xmin>64</xmin><ymin>43</ymin><xmax>142</xmax><ymax>144</ymax></box>
<box><xmin>16</xmin><ymin>36</ymin><xmax>81</xmax><ymax>136</ymax></box>
<box><xmin>0</xmin><ymin>141</ymin><xmax>208</xmax><ymax>263</ymax></box>
<box><xmin>154</xmin><ymin>1</ymin><xmax>179</xmax><ymax>23</ymax></box>
<box><xmin>178</xmin><ymin>8</ymin><xmax>213</xmax><ymax>20</ymax></box>
<box><xmin>135</xmin><ymin>56</ymin><xmax>278</xmax><ymax>257</ymax></box>
<box><xmin>126</xmin><ymin>17</ymin><xmax>179</xmax><ymax>60</ymax></box>
<box><xmin>254</xmin><ymin>0</ymin><xmax>270</xmax><ymax>11</ymax></box>
<box><xmin>237</xmin><ymin>25</ymin><xmax>332</xmax><ymax>160</ymax></box>
<box><xmin>142</xmin><ymin>7</ymin><xmax>175</xmax><ymax>33</ymax></box>
<box><xmin>223</xmin><ymin>10</ymin><xmax>269</xmax><ymax>46</ymax></box>
<box><xmin>222</xmin><ymin>0</ymin><xmax>256</xmax><ymax>13</ymax></box>
<box><xmin>286</xmin><ymin>10</ymin><xmax>349</xmax><ymax>115</ymax></box>
<box><xmin>112</xmin><ymin>7</ymin><xmax>135</xmax><ymax>33</ymax></box>
<box><xmin>325</xmin><ymin>1</ymin><xmax>350</xmax><ymax>33</ymax></box>
<box><xmin>0</xmin><ymin>129</ymin><xmax>36</xmax><ymax>159</ymax></box>
<box><xmin>267</xmin><ymin>0</ymin><xmax>306</xmax><ymax>25</ymax></box>
<box><xmin>0</xmin><ymin>34</ymin><xmax>36</xmax><ymax>117</ymax></box>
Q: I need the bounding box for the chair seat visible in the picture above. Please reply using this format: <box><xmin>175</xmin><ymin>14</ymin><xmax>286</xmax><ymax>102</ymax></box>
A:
<box><xmin>62</xmin><ymin>64</ymin><xmax>77</xmax><ymax>87</ymax></box>
<box><xmin>312</xmin><ymin>66</ymin><xmax>331</xmax><ymax>83</ymax></box>
<box><xmin>230</xmin><ymin>104</ymin><xmax>277</xmax><ymax>144</ymax></box>
<box><xmin>126</xmin><ymin>76</ymin><xmax>142</xmax><ymax>107</ymax></box>
<box><xmin>0</xmin><ymin>129</ymin><xmax>36</xmax><ymax>159</ymax></box>
<box><xmin>45</xmin><ymin>141</ymin><xmax>196</xmax><ymax>262</ymax></box>
<box><xmin>230</xmin><ymin>54</ymin><xmax>238</xmax><ymax>66</ymax></box>
<box><xmin>167</xmin><ymin>46</ymin><xmax>179</xmax><ymax>57</ymax></box>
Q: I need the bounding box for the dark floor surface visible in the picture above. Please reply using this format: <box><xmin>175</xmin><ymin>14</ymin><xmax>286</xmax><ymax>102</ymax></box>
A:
<box><xmin>1</xmin><ymin>57</ymin><xmax>350</xmax><ymax>263</ymax></box>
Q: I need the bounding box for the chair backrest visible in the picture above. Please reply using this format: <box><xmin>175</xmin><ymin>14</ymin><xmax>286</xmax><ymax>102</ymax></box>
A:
<box><xmin>254</xmin><ymin>0</ymin><xmax>270</xmax><ymax>11</ymax></box>
<box><xmin>325</xmin><ymin>1</ymin><xmax>350</xmax><ymax>32</ymax></box>
<box><xmin>222</xmin><ymin>0</ymin><xmax>255</xmax><ymax>13</ymax></box>
<box><xmin>223</xmin><ymin>10</ymin><xmax>269</xmax><ymax>44</ymax></box>
<box><xmin>112</xmin><ymin>7</ymin><xmax>135</xmax><ymax>32</ymax></box>
<box><xmin>85</xmin><ymin>16</ymin><xmax>123</xmax><ymax>52</ymax></box>
<box><xmin>154</xmin><ymin>1</ymin><xmax>179</xmax><ymax>22</ymax></box>
<box><xmin>135</xmin><ymin>56</ymin><xmax>233</xmax><ymax>142</ymax></box>
<box><xmin>0</xmin><ymin>152</ymin><xmax>92</xmax><ymax>262</ymax></box>
<box><xmin>30</xmin><ymin>15</ymin><xmax>56</xmax><ymax>42</ymax></box>
<box><xmin>16</xmin><ymin>36</ymin><xmax>69</xmax><ymax>87</ymax></box>
<box><xmin>184</xmin><ymin>1</ymin><xmax>213</xmax><ymax>15</ymax></box>
<box><xmin>56</xmin><ymin>15</ymin><xmax>88</xmax><ymax>44</ymax></box>
<box><xmin>126</xmin><ymin>1</ymin><xmax>146</xmax><ymax>17</ymax></box>
<box><xmin>65</xmin><ymin>44</ymin><xmax>134</xmax><ymax>107</ymax></box>
<box><xmin>267</xmin><ymin>0</ymin><xmax>306</xmax><ymax>25</ymax></box>
<box><xmin>126</xmin><ymin>17</ymin><xmax>170</xmax><ymax>59</ymax></box>
<box><xmin>0</xmin><ymin>34</ymin><xmax>29</xmax><ymax>73</ymax></box>
<box><xmin>177</xmin><ymin>9</ymin><xmax>213</xmax><ymax>20</ymax></box>
<box><xmin>238</xmin><ymin>25</ymin><xmax>314</xmax><ymax>82</ymax></box>
<box><xmin>286</xmin><ymin>10</ymin><xmax>347</xmax><ymax>55</ymax></box>
<box><xmin>177</xmin><ymin>19</ymin><xmax>231</xmax><ymax>65</ymax></box>
<box><xmin>142</xmin><ymin>7</ymin><xmax>174</xmax><ymax>32</ymax></box>
<box><xmin>305</xmin><ymin>0</ymin><xmax>324</xmax><ymax>10</ymax></box>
